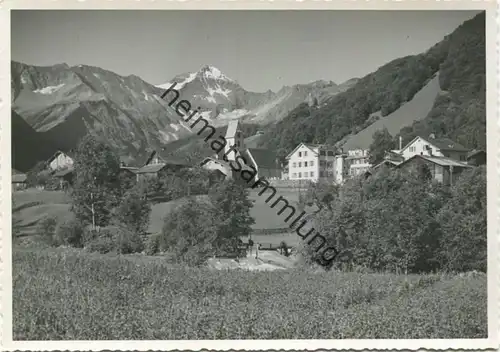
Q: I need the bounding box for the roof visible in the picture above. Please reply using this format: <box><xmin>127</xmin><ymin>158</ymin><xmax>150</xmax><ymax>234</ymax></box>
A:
<box><xmin>136</xmin><ymin>158</ymin><xmax>189</xmax><ymax>174</ymax></box>
<box><xmin>12</xmin><ymin>173</ymin><xmax>27</xmax><ymax>183</ymax></box>
<box><xmin>467</xmin><ymin>149</ymin><xmax>486</xmax><ymax>159</ymax></box>
<box><xmin>136</xmin><ymin>163</ymin><xmax>168</xmax><ymax>174</ymax></box>
<box><xmin>246</xmin><ymin>148</ymin><xmax>280</xmax><ymax>169</ymax></box>
<box><xmin>200</xmin><ymin>157</ymin><xmax>231</xmax><ymax>176</ymax></box>
<box><xmin>47</xmin><ymin>150</ymin><xmax>74</xmax><ymax>163</ymax></box>
<box><xmin>401</xmin><ymin>136</ymin><xmax>469</xmax><ymax>154</ymax></box>
<box><xmin>372</xmin><ymin>159</ymin><xmax>402</xmax><ymax>170</ymax></box>
<box><xmin>53</xmin><ymin>168</ymin><xmax>74</xmax><ymax>177</ymax></box>
<box><xmin>428</xmin><ymin>137</ymin><xmax>469</xmax><ymax>152</ymax></box>
<box><xmin>120</xmin><ymin>166</ymin><xmax>139</xmax><ymax>173</ymax></box>
<box><xmin>285</xmin><ymin>143</ymin><xmax>317</xmax><ymax>160</ymax></box>
<box><xmin>225</xmin><ymin>120</ymin><xmax>239</xmax><ymax>139</ymax></box>
<box><xmin>397</xmin><ymin>155</ymin><xmax>473</xmax><ymax>169</ymax></box>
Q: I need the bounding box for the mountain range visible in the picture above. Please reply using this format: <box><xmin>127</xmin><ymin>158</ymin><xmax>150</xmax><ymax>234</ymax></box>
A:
<box><xmin>11</xmin><ymin>61</ymin><xmax>357</xmax><ymax>171</ymax></box>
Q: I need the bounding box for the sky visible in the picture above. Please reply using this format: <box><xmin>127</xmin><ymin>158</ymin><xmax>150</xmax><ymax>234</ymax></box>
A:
<box><xmin>11</xmin><ymin>10</ymin><xmax>480</xmax><ymax>92</ymax></box>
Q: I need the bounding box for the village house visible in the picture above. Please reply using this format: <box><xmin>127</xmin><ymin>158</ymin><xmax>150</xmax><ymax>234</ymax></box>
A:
<box><xmin>135</xmin><ymin>150</ymin><xmax>189</xmax><ymax>182</ymax></box>
<box><xmin>200</xmin><ymin>156</ymin><xmax>232</xmax><ymax>178</ymax></box>
<box><xmin>285</xmin><ymin>143</ymin><xmax>347</xmax><ymax>184</ymax></box>
<box><xmin>396</xmin><ymin>134</ymin><xmax>469</xmax><ymax>162</ymax></box>
<box><xmin>243</xmin><ymin>148</ymin><xmax>282</xmax><ymax>181</ymax></box>
<box><xmin>47</xmin><ymin>150</ymin><xmax>74</xmax><ymax>171</ymax></box>
<box><xmin>12</xmin><ymin>170</ymin><xmax>27</xmax><ymax>191</ymax></box>
<box><xmin>345</xmin><ymin>149</ymin><xmax>371</xmax><ymax>178</ymax></box>
<box><xmin>396</xmin><ymin>154</ymin><xmax>473</xmax><ymax>185</ymax></box>
<box><xmin>202</xmin><ymin>120</ymin><xmax>282</xmax><ymax>185</ymax></box>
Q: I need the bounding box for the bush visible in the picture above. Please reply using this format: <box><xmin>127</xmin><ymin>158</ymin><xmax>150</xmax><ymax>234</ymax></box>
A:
<box><xmin>115</xmin><ymin>185</ymin><xmax>151</xmax><ymax>236</ymax></box>
<box><xmin>111</xmin><ymin>226</ymin><xmax>144</xmax><ymax>255</ymax></box>
<box><xmin>145</xmin><ymin>233</ymin><xmax>160</xmax><ymax>256</ymax></box>
<box><xmin>86</xmin><ymin>236</ymin><xmax>115</xmax><ymax>254</ymax></box>
<box><xmin>55</xmin><ymin>219</ymin><xmax>85</xmax><ymax>248</ymax></box>
<box><xmin>37</xmin><ymin>216</ymin><xmax>58</xmax><ymax>245</ymax></box>
<box><xmin>85</xmin><ymin>225</ymin><xmax>144</xmax><ymax>255</ymax></box>
<box><xmin>160</xmin><ymin>197</ymin><xmax>217</xmax><ymax>266</ymax></box>
<box><xmin>83</xmin><ymin>227</ymin><xmax>99</xmax><ymax>246</ymax></box>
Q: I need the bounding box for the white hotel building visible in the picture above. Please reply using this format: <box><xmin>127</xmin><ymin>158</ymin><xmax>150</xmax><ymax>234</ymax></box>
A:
<box><xmin>285</xmin><ymin>143</ymin><xmax>348</xmax><ymax>184</ymax></box>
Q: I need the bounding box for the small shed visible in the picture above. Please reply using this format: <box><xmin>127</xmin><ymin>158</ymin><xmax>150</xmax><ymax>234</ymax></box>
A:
<box><xmin>396</xmin><ymin>154</ymin><xmax>473</xmax><ymax>185</ymax></box>
<box><xmin>12</xmin><ymin>173</ymin><xmax>27</xmax><ymax>190</ymax></box>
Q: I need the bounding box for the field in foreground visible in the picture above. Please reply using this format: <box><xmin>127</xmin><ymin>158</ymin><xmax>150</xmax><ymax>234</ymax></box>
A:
<box><xmin>13</xmin><ymin>247</ymin><xmax>487</xmax><ymax>340</ymax></box>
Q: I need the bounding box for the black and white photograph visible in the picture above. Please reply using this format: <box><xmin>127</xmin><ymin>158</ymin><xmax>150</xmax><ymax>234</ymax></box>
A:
<box><xmin>3</xmin><ymin>2</ymin><xmax>498</xmax><ymax>350</ymax></box>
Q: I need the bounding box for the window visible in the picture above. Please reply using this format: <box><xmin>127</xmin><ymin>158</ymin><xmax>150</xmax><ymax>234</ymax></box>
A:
<box><xmin>327</xmin><ymin>151</ymin><xmax>334</xmax><ymax>156</ymax></box>
<box><xmin>319</xmin><ymin>160</ymin><xmax>326</xmax><ymax>167</ymax></box>
<box><xmin>310</xmin><ymin>171</ymin><xmax>314</xmax><ymax>177</ymax></box>
<box><xmin>319</xmin><ymin>171</ymin><xmax>324</xmax><ymax>177</ymax></box>
<box><xmin>409</xmin><ymin>146</ymin><xmax>416</xmax><ymax>153</ymax></box>
<box><xmin>298</xmin><ymin>151</ymin><xmax>302</xmax><ymax>157</ymax></box>
<box><xmin>320</xmin><ymin>151</ymin><xmax>326</xmax><ymax>156</ymax></box>
<box><xmin>460</xmin><ymin>155</ymin><xmax>466</xmax><ymax>161</ymax></box>
<box><xmin>292</xmin><ymin>173</ymin><xmax>297</xmax><ymax>178</ymax></box>
<box><xmin>304</xmin><ymin>161</ymin><xmax>308</xmax><ymax>167</ymax></box>
<box><xmin>310</xmin><ymin>160</ymin><xmax>314</xmax><ymax>166</ymax></box>
<box><xmin>298</xmin><ymin>172</ymin><xmax>302</xmax><ymax>178</ymax></box>
<box><xmin>298</xmin><ymin>162</ymin><xmax>302</xmax><ymax>167</ymax></box>
<box><xmin>327</xmin><ymin>161</ymin><xmax>333</xmax><ymax>168</ymax></box>
<box><xmin>292</xmin><ymin>162</ymin><xmax>296</xmax><ymax>168</ymax></box>
<box><xmin>304</xmin><ymin>151</ymin><xmax>308</xmax><ymax>156</ymax></box>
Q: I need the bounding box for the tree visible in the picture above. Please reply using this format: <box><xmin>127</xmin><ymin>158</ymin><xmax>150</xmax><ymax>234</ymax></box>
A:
<box><xmin>160</xmin><ymin>197</ymin><xmax>218</xmax><ymax>265</ymax></box>
<box><xmin>115</xmin><ymin>184</ymin><xmax>151</xmax><ymax>236</ymax></box>
<box><xmin>437</xmin><ymin>166</ymin><xmax>486</xmax><ymax>272</ymax></box>
<box><xmin>70</xmin><ymin>135</ymin><xmax>122</xmax><ymax>228</ymax></box>
<box><xmin>302</xmin><ymin>180</ymin><xmax>339</xmax><ymax>211</ymax></box>
<box><xmin>26</xmin><ymin>161</ymin><xmax>51</xmax><ymax>188</ymax></box>
<box><xmin>368</xmin><ymin>128</ymin><xmax>395</xmax><ymax>165</ymax></box>
<box><xmin>208</xmin><ymin>180</ymin><xmax>255</xmax><ymax>254</ymax></box>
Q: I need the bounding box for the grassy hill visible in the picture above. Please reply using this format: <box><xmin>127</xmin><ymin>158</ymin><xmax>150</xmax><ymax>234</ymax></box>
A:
<box><xmin>258</xmin><ymin>12</ymin><xmax>485</xmax><ymax>161</ymax></box>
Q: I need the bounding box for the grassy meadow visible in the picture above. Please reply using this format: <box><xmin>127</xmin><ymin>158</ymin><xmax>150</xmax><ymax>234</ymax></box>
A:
<box><xmin>13</xmin><ymin>247</ymin><xmax>487</xmax><ymax>340</ymax></box>
<box><xmin>11</xmin><ymin>189</ymin><xmax>488</xmax><ymax>340</ymax></box>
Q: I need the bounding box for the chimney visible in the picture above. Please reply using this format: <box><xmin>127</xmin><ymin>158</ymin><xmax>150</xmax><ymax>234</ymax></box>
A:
<box><xmin>399</xmin><ymin>136</ymin><xmax>402</xmax><ymax>150</ymax></box>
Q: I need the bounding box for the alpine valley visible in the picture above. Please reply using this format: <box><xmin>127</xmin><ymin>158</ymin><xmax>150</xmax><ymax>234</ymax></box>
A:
<box><xmin>11</xmin><ymin>12</ymin><xmax>485</xmax><ymax>172</ymax></box>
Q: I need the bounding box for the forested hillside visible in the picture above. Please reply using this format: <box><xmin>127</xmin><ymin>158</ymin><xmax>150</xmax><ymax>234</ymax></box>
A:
<box><xmin>259</xmin><ymin>12</ymin><xmax>485</xmax><ymax>161</ymax></box>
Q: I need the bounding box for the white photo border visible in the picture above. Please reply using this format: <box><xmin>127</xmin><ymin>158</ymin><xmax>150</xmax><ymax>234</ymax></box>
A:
<box><xmin>0</xmin><ymin>0</ymin><xmax>498</xmax><ymax>350</ymax></box>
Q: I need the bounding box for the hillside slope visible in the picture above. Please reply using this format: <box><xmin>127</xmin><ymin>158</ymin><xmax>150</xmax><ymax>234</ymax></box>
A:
<box><xmin>258</xmin><ymin>12</ymin><xmax>485</xmax><ymax>160</ymax></box>
<box><xmin>340</xmin><ymin>73</ymin><xmax>442</xmax><ymax>150</ymax></box>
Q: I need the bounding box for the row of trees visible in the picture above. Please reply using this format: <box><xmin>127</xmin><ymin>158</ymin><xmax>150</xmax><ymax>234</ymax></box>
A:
<box><xmin>300</xmin><ymin>165</ymin><xmax>486</xmax><ymax>274</ymax></box>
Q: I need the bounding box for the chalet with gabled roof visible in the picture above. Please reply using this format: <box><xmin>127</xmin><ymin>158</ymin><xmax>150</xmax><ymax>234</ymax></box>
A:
<box><xmin>47</xmin><ymin>150</ymin><xmax>74</xmax><ymax>171</ymax></box>
<box><xmin>399</xmin><ymin>134</ymin><xmax>469</xmax><ymax>162</ymax></box>
<box><xmin>135</xmin><ymin>150</ymin><xmax>190</xmax><ymax>182</ymax></box>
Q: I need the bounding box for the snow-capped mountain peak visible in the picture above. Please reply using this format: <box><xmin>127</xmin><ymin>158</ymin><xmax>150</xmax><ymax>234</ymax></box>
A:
<box><xmin>155</xmin><ymin>65</ymin><xmax>235</xmax><ymax>90</ymax></box>
<box><xmin>198</xmin><ymin>65</ymin><xmax>234</xmax><ymax>82</ymax></box>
